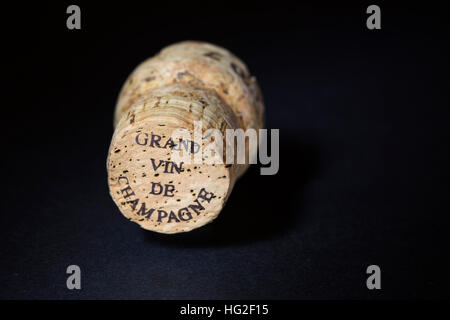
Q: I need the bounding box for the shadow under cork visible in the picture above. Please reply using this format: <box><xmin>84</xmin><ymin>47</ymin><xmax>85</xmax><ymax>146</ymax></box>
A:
<box><xmin>141</xmin><ymin>137</ymin><xmax>320</xmax><ymax>248</ymax></box>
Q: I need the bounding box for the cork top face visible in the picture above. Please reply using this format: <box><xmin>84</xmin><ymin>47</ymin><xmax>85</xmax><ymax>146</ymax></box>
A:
<box><xmin>114</xmin><ymin>41</ymin><xmax>264</xmax><ymax>132</ymax></box>
<box><xmin>107</xmin><ymin>85</ymin><xmax>238</xmax><ymax>233</ymax></box>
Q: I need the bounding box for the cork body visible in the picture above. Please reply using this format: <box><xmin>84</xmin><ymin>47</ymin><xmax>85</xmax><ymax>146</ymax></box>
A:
<box><xmin>107</xmin><ymin>41</ymin><xmax>264</xmax><ymax>233</ymax></box>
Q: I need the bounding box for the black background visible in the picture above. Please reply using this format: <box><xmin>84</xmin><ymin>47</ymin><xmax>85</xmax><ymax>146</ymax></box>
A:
<box><xmin>1</xmin><ymin>1</ymin><xmax>449</xmax><ymax>299</ymax></box>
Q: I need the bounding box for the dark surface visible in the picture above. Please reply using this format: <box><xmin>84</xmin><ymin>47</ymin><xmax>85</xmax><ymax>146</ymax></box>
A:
<box><xmin>1</xmin><ymin>2</ymin><xmax>449</xmax><ymax>299</ymax></box>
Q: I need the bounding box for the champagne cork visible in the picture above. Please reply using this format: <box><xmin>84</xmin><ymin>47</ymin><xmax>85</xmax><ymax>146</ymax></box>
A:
<box><xmin>107</xmin><ymin>41</ymin><xmax>264</xmax><ymax>233</ymax></box>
